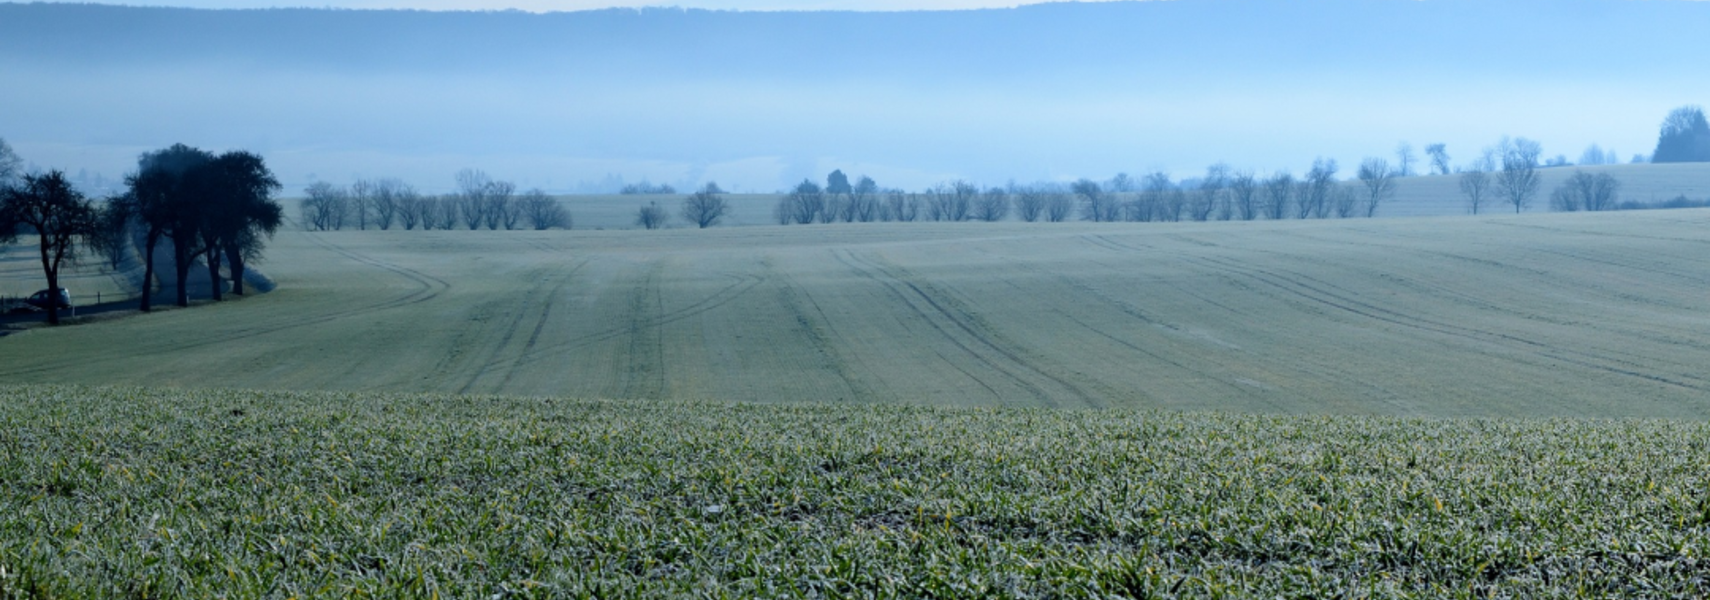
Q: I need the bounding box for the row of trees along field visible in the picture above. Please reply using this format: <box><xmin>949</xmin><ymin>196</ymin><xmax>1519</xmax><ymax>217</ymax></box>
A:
<box><xmin>757</xmin><ymin>106</ymin><xmax>1710</xmax><ymax>228</ymax></box>
<box><xmin>300</xmin><ymin>169</ymin><xmax>568</xmax><ymax>231</ymax></box>
<box><xmin>0</xmin><ymin>139</ymin><xmax>285</xmax><ymax>324</ymax></box>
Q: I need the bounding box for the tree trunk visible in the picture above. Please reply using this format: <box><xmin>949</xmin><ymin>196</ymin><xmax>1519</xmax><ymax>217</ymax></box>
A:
<box><xmin>225</xmin><ymin>241</ymin><xmax>245</xmax><ymax>295</ymax></box>
<box><xmin>205</xmin><ymin>245</ymin><xmax>223</xmax><ymax>301</ymax></box>
<box><xmin>38</xmin><ymin>234</ymin><xmax>60</xmax><ymax>326</ymax></box>
<box><xmin>174</xmin><ymin>242</ymin><xmax>192</xmax><ymax>307</ymax></box>
<box><xmin>140</xmin><ymin>229</ymin><xmax>158</xmax><ymax>312</ymax></box>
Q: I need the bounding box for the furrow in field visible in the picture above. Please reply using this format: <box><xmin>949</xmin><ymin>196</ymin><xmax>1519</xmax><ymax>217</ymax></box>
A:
<box><xmin>835</xmin><ymin>249</ymin><xmax>1103</xmax><ymax>408</ymax></box>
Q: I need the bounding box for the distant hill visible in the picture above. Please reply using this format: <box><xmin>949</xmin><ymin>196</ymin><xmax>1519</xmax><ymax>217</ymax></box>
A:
<box><xmin>2</xmin><ymin>1</ymin><xmax>1707</xmax><ymax>193</ymax></box>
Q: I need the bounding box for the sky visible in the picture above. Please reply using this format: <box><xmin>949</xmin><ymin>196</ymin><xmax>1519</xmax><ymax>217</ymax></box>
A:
<box><xmin>3</xmin><ymin>0</ymin><xmax>1708</xmax><ymax>194</ymax></box>
<box><xmin>21</xmin><ymin>0</ymin><xmax>1096</xmax><ymax>10</ymax></box>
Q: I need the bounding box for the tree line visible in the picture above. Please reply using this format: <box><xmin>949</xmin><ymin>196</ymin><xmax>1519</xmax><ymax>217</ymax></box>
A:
<box><xmin>301</xmin><ymin>169</ymin><xmax>569</xmax><ymax>231</ymax></box>
<box><xmin>0</xmin><ymin>140</ymin><xmax>284</xmax><ymax>324</ymax></box>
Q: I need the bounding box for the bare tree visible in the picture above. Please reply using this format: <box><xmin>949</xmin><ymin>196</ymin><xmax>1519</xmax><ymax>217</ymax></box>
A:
<box><xmin>1229</xmin><ymin>170</ymin><xmax>1259</xmax><ymax>220</ymax></box>
<box><xmin>369</xmin><ymin>179</ymin><xmax>405</xmax><ymax>230</ymax></box>
<box><xmin>635</xmin><ymin>201</ymin><xmax>668</xmax><ymax>229</ymax></box>
<box><xmin>1495</xmin><ymin>137</ymin><xmax>1543</xmax><ymax>213</ymax></box>
<box><xmin>1013</xmin><ymin>185</ymin><xmax>1047</xmax><ymax>222</ymax></box>
<box><xmin>1141</xmin><ymin>172</ymin><xmax>1179</xmax><ymax>222</ymax></box>
<box><xmin>1107</xmin><ymin>172</ymin><xmax>1137</xmax><ymax>193</ymax></box>
<box><xmin>849</xmin><ymin>176</ymin><xmax>880</xmax><ymax>222</ymax></box>
<box><xmin>1356</xmin><ymin>157</ymin><xmax>1397</xmax><ymax>218</ymax></box>
<box><xmin>680</xmin><ymin>182</ymin><xmax>730</xmax><ymax>228</ymax></box>
<box><xmin>1395</xmin><ymin>142</ymin><xmax>1416</xmax><ymax>177</ymax></box>
<box><xmin>300</xmin><ymin>182</ymin><xmax>348</xmax><ymax>231</ymax></box>
<box><xmin>1071</xmin><ymin>179</ymin><xmax>1114</xmax><ymax>222</ymax></box>
<box><xmin>454</xmin><ymin>169</ymin><xmax>492</xmax><ymax>230</ymax></box>
<box><xmin>925</xmin><ymin>181</ymin><xmax>977</xmax><ymax>222</ymax></box>
<box><xmin>85</xmin><ymin>196</ymin><xmax>133</xmax><ymax>271</ymax></box>
<box><xmin>778</xmin><ymin>179</ymin><xmax>824</xmax><ymax>225</ymax></box>
<box><xmin>1550</xmin><ymin>171</ymin><xmax>1621</xmax><ymax>212</ymax></box>
<box><xmin>1189</xmin><ymin>164</ymin><xmax>1228</xmax><ymax>221</ymax></box>
<box><xmin>1262</xmin><ymin>171</ymin><xmax>1293</xmax><ymax>220</ymax></box>
<box><xmin>1332</xmin><ymin>184</ymin><xmax>1359</xmax><ymax>218</ymax></box>
<box><xmin>0</xmin><ymin>171</ymin><xmax>97</xmax><ymax>325</ymax></box>
<box><xmin>1425</xmin><ymin>143</ymin><xmax>1451</xmax><ymax>175</ymax></box>
<box><xmin>348</xmin><ymin>179</ymin><xmax>373</xmax><ymax>230</ymax></box>
<box><xmin>480</xmin><ymin>179</ymin><xmax>517</xmax><ymax>230</ymax></box>
<box><xmin>973</xmin><ymin>187</ymin><xmax>1010</xmax><ymax>222</ymax></box>
<box><xmin>434</xmin><ymin>195</ymin><xmax>460</xmax><ymax>230</ymax></box>
<box><xmin>1044</xmin><ymin>191</ymin><xmax>1074</xmax><ymax>223</ymax></box>
<box><xmin>396</xmin><ymin>188</ymin><xmax>423</xmax><ymax>230</ymax></box>
<box><xmin>1299</xmin><ymin>158</ymin><xmax>1338</xmax><ymax>219</ymax></box>
<box><xmin>519</xmin><ymin>189</ymin><xmax>570</xmax><ymax>229</ymax></box>
<box><xmin>1458</xmin><ymin>154</ymin><xmax>1494</xmax><ymax>215</ymax></box>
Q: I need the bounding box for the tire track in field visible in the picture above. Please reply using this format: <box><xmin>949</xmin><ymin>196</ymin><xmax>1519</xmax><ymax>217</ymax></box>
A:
<box><xmin>1260</xmin><ymin>227</ymin><xmax>1710</xmax><ymax>355</ymax></box>
<box><xmin>0</xmin><ymin>233</ymin><xmax>451</xmax><ymax>377</ymax></box>
<box><xmin>1163</xmin><ymin>244</ymin><xmax>1710</xmax><ymax>393</ymax></box>
<box><xmin>767</xmin><ymin>258</ymin><xmax>883</xmax><ymax>403</ymax></box>
<box><xmin>615</xmin><ymin>259</ymin><xmax>667</xmax><ymax>400</ymax></box>
<box><xmin>833</xmin><ymin>249</ymin><xmax>1101</xmax><ymax>408</ymax></box>
<box><xmin>453</xmin><ymin>258</ymin><xmax>590</xmax><ymax>395</ymax></box>
<box><xmin>495</xmin><ymin>268</ymin><xmax>765</xmax><ymax>372</ymax></box>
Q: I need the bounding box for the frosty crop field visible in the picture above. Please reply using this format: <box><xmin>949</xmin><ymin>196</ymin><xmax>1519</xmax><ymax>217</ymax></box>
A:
<box><xmin>5</xmin><ymin>209</ymin><xmax>1710</xmax><ymax>417</ymax></box>
<box><xmin>2</xmin><ymin>384</ymin><xmax>1708</xmax><ymax>598</ymax></box>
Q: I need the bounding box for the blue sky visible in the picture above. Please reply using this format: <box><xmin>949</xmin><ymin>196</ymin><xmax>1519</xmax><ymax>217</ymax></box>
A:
<box><xmin>3</xmin><ymin>1</ymin><xmax>1708</xmax><ymax>194</ymax></box>
<box><xmin>25</xmin><ymin>0</ymin><xmax>1084</xmax><ymax>10</ymax></box>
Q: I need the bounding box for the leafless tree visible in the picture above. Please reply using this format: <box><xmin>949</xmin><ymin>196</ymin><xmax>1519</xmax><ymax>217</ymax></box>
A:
<box><xmin>455</xmin><ymin>169</ymin><xmax>492</xmax><ymax>230</ymax></box>
<box><xmin>1495</xmin><ymin>137</ymin><xmax>1543</xmax><ymax>213</ymax></box>
<box><xmin>1229</xmin><ymin>170</ymin><xmax>1259</xmax><ymax>220</ymax></box>
<box><xmin>1107</xmin><ymin>172</ymin><xmax>1137</xmax><ymax>193</ymax></box>
<box><xmin>1356</xmin><ymin>157</ymin><xmax>1396</xmax><ymax>218</ymax></box>
<box><xmin>434</xmin><ymin>195</ymin><xmax>460</xmax><ymax>230</ymax></box>
<box><xmin>0</xmin><ymin>137</ymin><xmax>21</xmax><ymax>188</ymax></box>
<box><xmin>396</xmin><ymin>190</ymin><xmax>423</xmax><ymax>230</ymax></box>
<box><xmin>926</xmin><ymin>181</ymin><xmax>977</xmax><ymax>222</ymax></box>
<box><xmin>1550</xmin><ymin>171</ymin><xmax>1621</xmax><ymax>212</ymax></box>
<box><xmin>1140</xmin><ymin>172</ymin><xmax>1178</xmax><ymax>222</ymax></box>
<box><xmin>300</xmin><ymin>182</ymin><xmax>348</xmax><ymax>231</ymax></box>
<box><xmin>880</xmin><ymin>190</ymin><xmax>920</xmax><ymax>222</ymax></box>
<box><xmin>849</xmin><ymin>176</ymin><xmax>880</xmax><ymax>222</ymax></box>
<box><xmin>1189</xmin><ymin>164</ymin><xmax>1228</xmax><ymax>221</ymax></box>
<box><xmin>973</xmin><ymin>187</ymin><xmax>1010</xmax><ymax>222</ymax></box>
<box><xmin>680</xmin><ymin>182</ymin><xmax>730</xmax><ymax>228</ymax></box>
<box><xmin>1044</xmin><ymin>191</ymin><xmax>1074</xmax><ymax>223</ymax></box>
<box><xmin>1261</xmin><ymin>171</ymin><xmax>1293</xmax><ymax>220</ymax></box>
<box><xmin>1395</xmin><ymin>142</ymin><xmax>1416</xmax><ymax>177</ymax></box>
<box><xmin>635</xmin><ymin>201</ymin><xmax>668</xmax><ymax>229</ymax></box>
<box><xmin>1013</xmin><ymin>185</ymin><xmax>1047</xmax><ymax>222</ymax></box>
<box><xmin>347</xmin><ymin>179</ymin><xmax>375</xmax><ymax>230</ymax></box>
<box><xmin>1068</xmin><ymin>179</ymin><xmax>1111</xmax><ymax>222</ymax></box>
<box><xmin>520</xmin><ymin>188</ymin><xmax>570</xmax><ymax>229</ymax></box>
<box><xmin>1333</xmin><ymin>184</ymin><xmax>1359</xmax><ymax>218</ymax></box>
<box><xmin>0</xmin><ymin>171</ymin><xmax>97</xmax><ymax>324</ymax></box>
<box><xmin>476</xmin><ymin>180</ymin><xmax>516</xmax><ymax>230</ymax></box>
<box><xmin>778</xmin><ymin>179</ymin><xmax>824</xmax><ymax>225</ymax></box>
<box><xmin>1298</xmin><ymin>158</ymin><xmax>1338</xmax><ymax>219</ymax></box>
<box><xmin>1425</xmin><ymin>143</ymin><xmax>1451</xmax><ymax>175</ymax></box>
<box><xmin>1458</xmin><ymin>155</ymin><xmax>1494</xmax><ymax>215</ymax></box>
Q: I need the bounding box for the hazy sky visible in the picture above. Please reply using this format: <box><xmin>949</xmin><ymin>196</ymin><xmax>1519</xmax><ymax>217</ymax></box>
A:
<box><xmin>29</xmin><ymin>0</ymin><xmax>1085</xmax><ymax>10</ymax></box>
<box><xmin>4</xmin><ymin>1</ymin><xmax>1708</xmax><ymax>194</ymax></box>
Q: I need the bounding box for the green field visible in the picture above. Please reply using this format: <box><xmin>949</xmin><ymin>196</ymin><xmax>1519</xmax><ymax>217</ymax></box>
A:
<box><xmin>5</xmin><ymin>209</ymin><xmax>1710</xmax><ymax>417</ymax></box>
<box><xmin>3</xmin><ymin>384</ymin><xmax>1708</xmax><ymax>597</ymax></box>
<box><xmin>5</xmin><ymin>200</ymin><xmax>1710</xmax><ymax>596</ymax></box>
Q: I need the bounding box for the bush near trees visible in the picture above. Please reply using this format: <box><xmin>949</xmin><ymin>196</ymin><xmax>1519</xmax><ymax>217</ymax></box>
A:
<box><xmin>1652</xmin><ymin>106</ymin><xmax>1710</xmax><ymax>163</ymax></box>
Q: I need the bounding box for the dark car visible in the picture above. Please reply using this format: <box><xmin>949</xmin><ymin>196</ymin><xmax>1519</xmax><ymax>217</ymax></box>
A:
<box><xmin>24</xmin><ymin>288</ymin><xmax>72</xmax><ymax>311</ymax></box>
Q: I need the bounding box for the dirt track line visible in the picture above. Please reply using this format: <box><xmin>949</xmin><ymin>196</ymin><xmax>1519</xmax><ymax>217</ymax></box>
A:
<box><xmin>835</xmin><ymin>250</ymin><xmax>1101</xmax><ymax>408</ymax></box>
<box><xmin>453</xmin><ymin>258</ymin><xmax>590</xmax><ymax>394</ymax></box>
<box><xmin>498</xmin><ymin>269</ymin><xmax>765</xmax><ymax>372</ymax></box>
<box><xmin>1190</xmin><ymin>252</ymin><xmax>1710</xmax><ymax>393</ymax></box>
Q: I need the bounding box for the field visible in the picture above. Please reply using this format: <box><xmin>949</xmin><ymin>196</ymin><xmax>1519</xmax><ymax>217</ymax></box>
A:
<box><xmin>3</xmin><ymin>384</ymin><xmax>1708</xmax><ymax>597</ymax></box>
<box><xmin>4</xmin><ymin>209</ymin><xmax>1710</xmax><ymax>417</ymax></box>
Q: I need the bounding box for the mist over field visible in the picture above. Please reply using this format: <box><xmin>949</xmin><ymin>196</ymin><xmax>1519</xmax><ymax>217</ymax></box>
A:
<box><xmin>4</xmin><ymin>0</ymin><xmax>1709</xmax><ymax>194</ymax></box>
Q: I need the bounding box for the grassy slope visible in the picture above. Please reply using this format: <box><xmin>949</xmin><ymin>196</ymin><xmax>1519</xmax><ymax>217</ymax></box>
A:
<box><xmin>2</xmin><ymin>384</ymin><xmax>1708</xmax><ymax>597</ymax></box>
<box><xmin>5</xmin><ymin>209</ymin><xmax>1710</xmax><ymax>416</ymax></box>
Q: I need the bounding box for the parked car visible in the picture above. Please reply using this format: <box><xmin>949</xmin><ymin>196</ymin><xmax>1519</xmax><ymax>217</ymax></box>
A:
<box><xmin>25</xmin><ymin>288</ymin><xmax>72</xmax><ymax>311</ymax></box>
